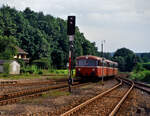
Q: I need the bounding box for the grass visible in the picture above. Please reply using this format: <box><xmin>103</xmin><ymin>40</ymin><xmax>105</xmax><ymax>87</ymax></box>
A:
<box><xmin>0</xmin><ymin>69</ymin><xmax>76</xmax><ymax>80</ymax></box>
<box><xmin>42</xmin><ymin>90</ymin><xmax>70</xmax><ymax>98</ymax></box>
<box><xmin>43</xmin><ymin>69</ymin><xmax>75</xmax><ymax>76</ymax></box>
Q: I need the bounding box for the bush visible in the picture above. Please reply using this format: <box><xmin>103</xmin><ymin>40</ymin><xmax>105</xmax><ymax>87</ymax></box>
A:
<box><xmin>136</xmin><ymin>71</ymin><xmax>145</xmax><ymax>80</ymax></box>
<box><xmin>142</xmin><ymin>62</ymin><xmax>150</xmax><ymax>70</ymax></box>
<box><xmin>55</xmin><ymin>71</ymin><xmax>60</xmax><ymax>74</ymax></box>
<box><xmin>2</xmin><ymin>73</ymin><xmax>9</xmax><ymax>77</ymax></box>
<box><xmin>27</xmin><ymin>69</ymin><xmax>34</xmax><ymax>74</ymax></box>
<box><xmin>49</xmin><ymin>70</ymin><xmax>54</xmax><ymax>73</ymax></box>
<box><xmin>26</xmin><ymin>65</ymin><xmax>38</xmax><ymax>74</ymax></box>
<box><xmin>20</xmin><ymin>68</ymin><xmax>26</xmax><ymax>74</ymax></box>
<box><xmin>16</xmin><ymin>59</ymin><xmax>25</xmax><ymax>67</ymax></box>
<box><xmin>32</xmin><ymin>58</ymin><xmax>51</xmax><ymax>69</ymax></box>
<box><xmin>61</xmin><ymin>70</ymin><xmax>65</xmax><ymax>74</ymax></box>
<box><xmin>130</xmin><ymin>70</ymin><xmax>150</xmax><ymax>83</ymax></box>
<box><xmin>20</xmin><ymin>65</ymin><xmax>38</xmax><ymax>74</ymax></box>
<box><xmin>141</xmin><ymin>70</ymin><xmax>150</xmax><ymax>83</ymax></box>
<box><xmin>3</xmin><ymin>62</ymin><xmax>10</xmax><ymax>74</ymax></box>
<box><xmin>38</xmin><ymin>71</ymin><xmax>43</xmax><ymax>75</ymax></box>
<box><xmin>133</xmin><ymin>63</ymin><xmax>144</xmax><ymax>72</ymax></box>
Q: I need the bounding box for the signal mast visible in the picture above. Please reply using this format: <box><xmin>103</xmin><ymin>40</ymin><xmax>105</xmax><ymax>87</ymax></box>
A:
<box><xmin>67</xmin><ymin>16</ymin><xmax>76</xmax><ymax>92</ymax></box>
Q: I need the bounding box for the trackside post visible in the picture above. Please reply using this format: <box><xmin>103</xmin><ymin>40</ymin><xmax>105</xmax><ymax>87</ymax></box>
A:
<box><xmin>67</xmin><ymin>16</ymin><xmax>76</xmax><ymax>93</ymax></box>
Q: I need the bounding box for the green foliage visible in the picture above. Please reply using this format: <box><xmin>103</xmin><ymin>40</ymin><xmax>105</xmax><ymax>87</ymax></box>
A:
<box><xmin>130</xmin><ymin>71</ymin><xmax>145</xmax><ymax>80</ymax></box>
<box><xmin>2</xmin><ymin>73</ymin><xmax>9</xmax><ymax>77</ymax></box>
<box><xmin>133</xmin><ymin>63</ymin><xmax>145</xmax><ymax>72</ymax></box>
<box><xmin>131</xmin><ymin>62</ymin><xmax>150</xmax><ymax>83</ymax></box>
<box><xmin>130</xmin><ymin>70</ymin><xmax>150</xmax><ymax>83</ymax></box>
<box><xmin>0</xmin><ymin>36</ymin><xmax>17</xmax><ymax>59</ymax></box>
<box><xmin>137</xmin><ymin>53</ymin><xmax>150</xmax><ymax>62</ymax></box>
<box><xmin>38</xmin><ymin>70</ymin><xmax>43</xmax><ymax>75</ymax></box>
<box><xmin>113</xmin><ymin>47</ymin><xmax>136</xmax><ymax>72</ymax></box>
<box><xmin>142</xmin><ymin>62</ymin><xmax>150</xmax><ymax>70</ymax></box>
<box><xmin>141</xmin><ymin>70</ymin><xmax>150</xmax><ymax>83</ymax></box>
<box><xmin>32</xmin><ymin>58</ymin><xmax>51</xmax><ymax>69</ymax></box>
<box><xmin>27</xmin><ymin>65</ymin><xmax>38</xmax><ymax>74</ymax></box>
<box><xmin>20</xmin><ymin>65</ymin><xmax>38</xmax><ymax>74</ymax></box>
<box><xmin>16</xmin><ymin>59</ymin><xmax>25</xmax><ymax>67</ymax></box>
<box><xmin>3</xmin><ymin>62</ymin><xmax>10</xmax><ymax>74</ymax></box>
<box><xmin>0</xmin><ymin>6</ymin><xmax>100</xmax><ymax>68</ymax></box>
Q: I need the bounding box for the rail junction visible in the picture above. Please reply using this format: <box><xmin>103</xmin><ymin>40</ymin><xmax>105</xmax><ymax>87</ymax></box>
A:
<box><xmin>0</xmin><ymin>76</ymin><xmax>149</xmax><ymax>116</ymax></box>
<box><xmin>9</xmin><ymin>76</ymin><xmax>149</xmax><ymax>116</ymax></box>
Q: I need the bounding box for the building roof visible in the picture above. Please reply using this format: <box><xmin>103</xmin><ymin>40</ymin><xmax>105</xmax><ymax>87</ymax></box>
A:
<box><xmin>15</xmin><ymin>46</ymin><xmax>28</xmax><ymax>55</ymax></box>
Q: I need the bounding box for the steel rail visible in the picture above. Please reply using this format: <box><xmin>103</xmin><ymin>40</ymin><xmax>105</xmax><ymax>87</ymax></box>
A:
<box><xmin>0</xmin><ymin>82</ymin><xmax>89</xmax><ymax>106</ymax></box>
<box><xmin>117</xmin><ymin>76</ymin><xmax>150</xmax><ymax>93</ymax></box>
<box><xmin>60</xmin><ymin>80</ymin><xmax>122</xmax><ymax>116</ymax></box>
<box><xmin>109</xmin><ymin>79</ymin><xmax>134</xmax><ymax>116</ymax></box>
<box><xmin>134</xmin><ymin>81</ymin><xmax>150</xmax><ymax>88</ymax></box>
<box><xmin>0</xmin><ymin>80</ymin><xmax>62</xmax><ymax>87</ymax></box>
<box><xmin>16</xmin><ymin>82</ymin><xmax>92</xmax><ymax>116</ymax></box>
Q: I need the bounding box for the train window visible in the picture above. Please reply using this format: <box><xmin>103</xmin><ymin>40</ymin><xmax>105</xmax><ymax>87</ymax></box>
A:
<box><xmin>87</xmin><ymin>59</ymin><xmax>98</xmax><ymax>66</ymax></box>
<box><xmin>77</xmin><ymin>59</ymin><xmax>98</xmax><ymax>66</ymax></box>
<box><xmin>78</xmin><ymin>59</ymin><xmax>86</xmax><ymax>66</ymax></box>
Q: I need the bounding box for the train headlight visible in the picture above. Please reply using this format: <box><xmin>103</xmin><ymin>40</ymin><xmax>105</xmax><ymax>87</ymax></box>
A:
<box><xmin>78</xmin><ymin>68</ymin><xmax>80</xmax><ymax>71</ymax></box>
<box><xmin>92</xmin><ymin>68</ymin><xmax>95</xmax><ymax>71</ymax></box>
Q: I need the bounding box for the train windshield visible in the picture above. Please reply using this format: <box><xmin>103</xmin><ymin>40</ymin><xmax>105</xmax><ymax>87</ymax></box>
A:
<box><xmin>77</xmin><ymin>59</ymin><xmax>98</xmax><ymax>66</ymax></box>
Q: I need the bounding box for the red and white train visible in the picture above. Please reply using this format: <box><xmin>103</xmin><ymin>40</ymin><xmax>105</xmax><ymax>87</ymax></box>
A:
<box><xmin>75</xmin><ymin>55</ymin><xmax>118</xmax><ymax>78</ymax></box>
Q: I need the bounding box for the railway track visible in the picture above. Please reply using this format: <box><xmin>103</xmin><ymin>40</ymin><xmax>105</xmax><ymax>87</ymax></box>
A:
<box><xmin>0</xmin><ymin>81</ymin><xmax>67</xmax><ymax>96</ymax></box>
<box><xmin>60</xmin><ymin>78</ymin><xmax>134</xmax><ymax>116</ymax></box>
<box><xmin>0</xmin><ymin>78</ymin><xmax>68</xmax><ymax>87</ymax></box>
<box><xmin>0</xmin><ymin>82</ymin><xmax>68</xmax><ymax>105</ymax></box>
<box><xmin>1</xmin><ymin>75</ymin><xmax>149</xmax><ymax>116</ymax></box>
<box><xmin>134</xmin><ymin>81</ymin><xmax>150</xmax><ymax>93</ymax></box>
<box><xmin>0</xmin><ymin>78</ymin><xmax>81</xmax><ymax>95</ymax></box>
<box><xmin>118</xmin><ymin>76</ymin><xmax>150</xmax><ymax>93</ymax></box>
<box><xmin>15</xmin><ymin>77</ymin><xmax>150</xmax><ymax>116</ymax></box>
<box><xmin>0</xmin><ymin>81</ymin><xmax>91</xmax><ymax>106</ymax></box>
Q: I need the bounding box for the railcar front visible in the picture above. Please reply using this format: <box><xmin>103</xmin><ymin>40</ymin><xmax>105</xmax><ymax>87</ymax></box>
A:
<box><xmin>75</xmin><ymin>56</ymin><xmax>101</xmax><ymax>79</ymax></box>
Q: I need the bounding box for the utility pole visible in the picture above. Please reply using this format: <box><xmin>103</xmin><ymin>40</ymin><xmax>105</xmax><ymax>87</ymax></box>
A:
<box><xmin>67</xmin><ymin>16</ymin><xmax>76</xmax><ymax>93</ymax></box>
<box><xmin>101</xmin><ymin>40</ymin><xmax>105</xmax><ymax>85</ymax></box>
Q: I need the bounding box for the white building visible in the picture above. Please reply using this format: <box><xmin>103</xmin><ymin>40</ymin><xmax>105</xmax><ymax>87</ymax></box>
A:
<box><xmin>0</xmin><ymin>60</ymin><xmax>20</xmax><ymax>74</ymax></box>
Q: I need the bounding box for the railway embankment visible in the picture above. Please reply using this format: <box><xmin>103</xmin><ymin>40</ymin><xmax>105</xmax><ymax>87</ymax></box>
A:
<box><xmin>0</xmin><ymin>77</ymin><xmax>149</xmax><ymax>116</ymax></box>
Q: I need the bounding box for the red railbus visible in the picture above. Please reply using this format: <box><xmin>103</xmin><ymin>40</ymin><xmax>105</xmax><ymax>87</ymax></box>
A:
<box><xmin>75</xmin><ymin>55</ymin><xmax>118</xmax><ymax>78</ymax></box>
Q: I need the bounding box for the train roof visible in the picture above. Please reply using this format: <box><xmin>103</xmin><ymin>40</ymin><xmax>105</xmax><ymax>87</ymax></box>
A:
<box><xmin>113</xmin><ymin>62</ymin><xmax>118</xmax><ymax>65</ymax></box>
<box><xmin>105</xmin><ymin>60</ymin><xmax>118</xmax><ymax>64</ymax></box>
<box><xmin>76</xmin><ymin>55</ymin><xmax>102</xmax><ymax>60</ymax></box>
<box><xmin>76</xmin><ymin>55</ymin><xmax>118</xmax><ymax>65</ymax></box>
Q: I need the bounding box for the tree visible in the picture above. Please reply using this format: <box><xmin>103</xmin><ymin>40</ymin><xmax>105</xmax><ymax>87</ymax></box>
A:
<box><xmin>0</xmin><ymin>5</ymin><xmax>100</xmax><ymax>68</ymax></box>
<box><xmin>0</xmin><ymin>36</ymin><xmax>17</xmax><ymax>59</ymax></box>
<box><xmin>113</xmin><ymin>48</ymin><xmax>136</xmax><ymax>72</ymax></box>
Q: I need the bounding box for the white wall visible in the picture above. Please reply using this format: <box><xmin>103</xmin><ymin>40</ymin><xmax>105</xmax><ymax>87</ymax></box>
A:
<box><xmin>9</xmin><ymin>61</ymin><xmax>20</xmax><ymax>74</ymax></box>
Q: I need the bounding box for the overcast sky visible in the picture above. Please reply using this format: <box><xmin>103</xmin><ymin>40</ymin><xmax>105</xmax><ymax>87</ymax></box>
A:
<box><xmin>1</xmin><ymin>0</ymin><xmax>150</xmax><ymax>52</ymax></box>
